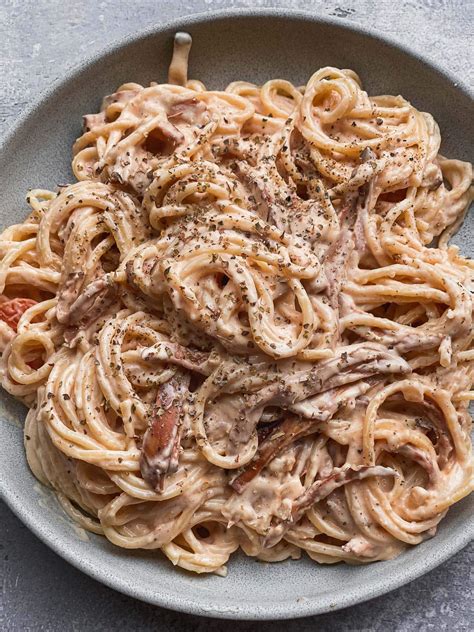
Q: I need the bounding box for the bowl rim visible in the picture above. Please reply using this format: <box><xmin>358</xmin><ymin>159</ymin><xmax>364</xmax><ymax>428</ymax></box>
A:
<box><xmin>0</xmin><ymin>7</ymin><xmax>472</xmax><ymax>621</ymax></box>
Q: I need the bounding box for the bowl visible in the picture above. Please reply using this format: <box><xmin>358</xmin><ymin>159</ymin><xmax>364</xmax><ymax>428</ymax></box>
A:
<box><xmin>0</xmin><ymin>8</ymin><xmax>472</xmax><ymax>620</ymax></box>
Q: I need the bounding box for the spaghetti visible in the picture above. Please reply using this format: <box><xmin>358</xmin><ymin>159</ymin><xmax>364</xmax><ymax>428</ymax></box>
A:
<box><xmin>0</xmin><ymin>33</ymin><xmax>472</xmax><ymax>575</ymax></box>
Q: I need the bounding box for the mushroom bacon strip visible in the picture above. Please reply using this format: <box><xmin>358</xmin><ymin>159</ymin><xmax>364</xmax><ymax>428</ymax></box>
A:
<box><xmin>140</xmin><ymin>371</ymin><xmax>190</xmax><ymax>491</ymax></box>
<box><xmin>323</xmin><ymin>223</ymin><xmax>355</xmax><ymax>312</ymax></box>
<box><xmin>168</xmin><ymin>98</ymin><xmax>207</xmax><ymax>123</ymax></box>
<box><xmin>141</xmin><ymin>341</ymin><xmax>221</xmax><ymax>375</ymax></box>
<box><xmin>56</xmin><ymin>271</ymin><xmax>85</xmax><ymax>324</ymax></box>
<box><xmin>230</xmin><ymin>416</ymin><xmax>317</xmax><ymax>493</ymax></box>
<box><xmin>249</xmin><ymin>343</ymin><xmax>411</xmax><ymax>414</ymax></box>
<box><xmin>264</xmin><ymin>464</ymin><xmax>398</xmax><ymax>547</ymax></box>
<box><xmin>61</xmin><ymin>276</ymin><xmax>118</xmax><ymax>345</ymax></box>
<box><xmin>324</xmin><ymin>149</ymin><xmax>380</xmax><ymax>314</ymax></box>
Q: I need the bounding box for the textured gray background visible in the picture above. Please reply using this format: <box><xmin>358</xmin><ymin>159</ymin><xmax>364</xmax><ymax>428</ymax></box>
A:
<box><xmin>0</xmin><ymin>1</ymin><xmax>472</xmax><ymax>630</ymax></box>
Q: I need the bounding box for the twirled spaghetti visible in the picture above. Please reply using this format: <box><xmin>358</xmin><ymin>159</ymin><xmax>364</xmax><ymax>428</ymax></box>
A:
<box><xmin>0</xmin><ymin>32</ymin><xmax>472</xmax><ymax>575</ymax></box>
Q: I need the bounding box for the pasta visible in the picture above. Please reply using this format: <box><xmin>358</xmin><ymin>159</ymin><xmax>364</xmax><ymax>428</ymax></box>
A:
<box><xmin>0</xmin><ymin>31</ymin><xmax>473</xmax><ymax>576</ymax></box>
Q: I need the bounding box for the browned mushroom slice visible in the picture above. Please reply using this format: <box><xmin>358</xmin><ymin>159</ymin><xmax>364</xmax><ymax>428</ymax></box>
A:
<box><xmin>140</xmin><ymin>371</ymin><xmax>190</xmax><ymax>491</ymax></box>
<box><xmin>264</xmin><ymin>464</ymin><xmax>397</xmax><ymax>547</ymax></box>
<box><xmin>142</xmin><ymin>341</ymin><xmax>220</xmax><ymax>376</ymax></box>
<box><xmin>66</xmin><ymin>276</ymin><xmax>117</xmax><ymax>327</ymax></box>
<box><xmin>395</xmin><ymin>444</ymin><xmax>438</xmax><ymax>485</ymax></box>
<box><xmin>230</xmin><ymin>416</ymin><xmax>316</xmax><ymax>493</ymax></box>
<box><xmin>56</xmin><ymin>271</ymin><xmax>85</xmax><ymax>324</ymax></box>
<box><xmin>142</xmin><ymin>120</ymin><xmax>185</xmax><ymax>157</ymax></box>
<box><xmin>323</xmin><ymin>225</ymin><xmax>354</xmax><ymax>311</ymax></box>
<box><xmin>233</xmin><ymin>160</ymin><xmax>293</xmax><ymax>229</ymax></box>
<box><xmin>60</xmin><ymin>275</ymin><xmax>118</xmax><ymax>346</ymax></box>
<box><xmin>168</xmin><ymin>98</ymin><xmax>207</xmax><ymax>124</ymax></box>
<box><xmin>249</xmin><ymin>343</ymin><xmax>411</xmax><ymax>414</ymax></box>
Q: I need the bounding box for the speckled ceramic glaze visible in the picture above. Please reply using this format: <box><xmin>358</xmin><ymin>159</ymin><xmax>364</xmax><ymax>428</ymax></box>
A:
<box><xmin>0</xmin><ymin>8</ymin><xmax>472</xmax><ymax>620</ymax></box>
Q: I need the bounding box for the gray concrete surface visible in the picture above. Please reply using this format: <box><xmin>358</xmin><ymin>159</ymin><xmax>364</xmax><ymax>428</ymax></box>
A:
<box><xmin>0</xmin><ymin>1</ymin><xmax>473</xmax><ymax>630</ymax></box>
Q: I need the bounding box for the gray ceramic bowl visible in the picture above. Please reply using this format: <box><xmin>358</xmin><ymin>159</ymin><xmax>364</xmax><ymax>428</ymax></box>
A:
<box><xmin>0</xmin><ymin>8</ymin><xmax>472</xmax><ymax>621</ymax></box>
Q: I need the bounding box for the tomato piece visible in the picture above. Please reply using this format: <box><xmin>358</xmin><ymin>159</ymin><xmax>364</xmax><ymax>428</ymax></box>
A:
<box><xmin>0</xmin><ymin>298</ymin><xmax>37</xmax><ymax>331</ymax></box>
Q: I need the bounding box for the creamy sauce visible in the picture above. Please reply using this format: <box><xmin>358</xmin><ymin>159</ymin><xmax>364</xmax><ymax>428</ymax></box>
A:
<box><xmin>0</xmin><ymin>32</ymin><xmax>472</xmax><ymax>575</ymax></box>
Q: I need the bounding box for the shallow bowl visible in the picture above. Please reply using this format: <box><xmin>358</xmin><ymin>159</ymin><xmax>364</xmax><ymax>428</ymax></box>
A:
<box><xmin>0</xmin><ymin>8</ymin><xmax>472</xmax><ymax>620</ymax></box>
